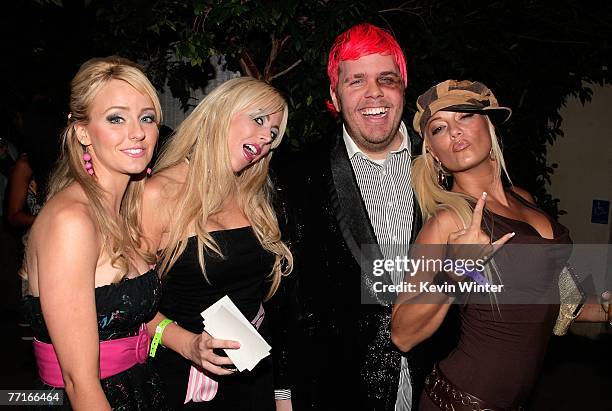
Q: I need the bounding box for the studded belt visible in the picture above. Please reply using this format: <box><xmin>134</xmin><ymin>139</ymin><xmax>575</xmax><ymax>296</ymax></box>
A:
<box><xmin>424</xmin><ymin>364</ymin><xmax>523</xmax><ymax>411</ymax></box>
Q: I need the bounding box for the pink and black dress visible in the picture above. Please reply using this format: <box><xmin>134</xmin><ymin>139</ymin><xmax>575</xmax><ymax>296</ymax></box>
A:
<box><xmin>23</xmin><ymin>269</ymin><xmax>167</xmax><ymax>410</ymax></box>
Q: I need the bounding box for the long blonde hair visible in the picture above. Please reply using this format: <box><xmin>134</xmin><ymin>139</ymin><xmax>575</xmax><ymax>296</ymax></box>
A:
<box><xmin>46</xmin><ymin>56</ymin><xmax>162</xmax><ymax>282</ymax></box>
<box><xmin>152</xmin><ymin>77</ymin><xmax>293</xmax><ymax>300</ymax></box>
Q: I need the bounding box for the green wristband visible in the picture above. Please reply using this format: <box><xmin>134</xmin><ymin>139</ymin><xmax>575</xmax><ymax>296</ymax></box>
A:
<box><xmin>149</xmin><ymin>318</ymin><xmax>174</xmax><ymax>358</ymax></box>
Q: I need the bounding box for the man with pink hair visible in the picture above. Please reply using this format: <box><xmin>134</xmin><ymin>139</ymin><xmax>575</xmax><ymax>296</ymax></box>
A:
<box><xmin>327</xmin><ymin>22</ymin><xmax>408</xmax><ymax>160</ymax></box>
<box><xmin>282</xmin><ymin>23</ymin><xmax>445</xmax><ymax>410</ymax></box>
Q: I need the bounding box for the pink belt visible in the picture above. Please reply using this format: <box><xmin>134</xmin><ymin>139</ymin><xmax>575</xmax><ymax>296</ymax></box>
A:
<box><xmin>33</xmin><ymin>323</ymin><xmax>150</xmax><ymax>388</ymax></box>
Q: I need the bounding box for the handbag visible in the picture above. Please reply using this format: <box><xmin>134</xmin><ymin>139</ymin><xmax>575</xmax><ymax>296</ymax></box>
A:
<box><xmin>553</xmin><ymin>265</ymin><xmax>586</xmax><ymax>336</ymax></box>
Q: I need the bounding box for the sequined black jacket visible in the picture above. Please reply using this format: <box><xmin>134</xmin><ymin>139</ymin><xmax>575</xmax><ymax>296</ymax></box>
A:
<box><xmin>268</xmin><ymin>122</ymin><xmax>457</xmax><ymax>411</ymax></box>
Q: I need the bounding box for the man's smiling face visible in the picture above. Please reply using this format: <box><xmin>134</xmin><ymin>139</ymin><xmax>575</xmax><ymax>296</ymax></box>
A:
<box><xmin>330</xmin><ymin>53</ymin><xmax>405</xmax><ymax>158</ymax></box>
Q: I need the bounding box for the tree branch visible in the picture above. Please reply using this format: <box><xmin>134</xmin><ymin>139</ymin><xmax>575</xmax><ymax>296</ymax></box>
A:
<box><xmin>269</xmin><ymin>59</ymin><xmax>303</xmax><ymax>81</ymax></box>
<box><xmin>263</xmin><ymin>34</ymin><xmax>291</xmax><ymax>82</ymax></box>
<box><xmin>239</xmin><ymin>50</ymin><xmax>262</xmax><ymax>79</ymax></box>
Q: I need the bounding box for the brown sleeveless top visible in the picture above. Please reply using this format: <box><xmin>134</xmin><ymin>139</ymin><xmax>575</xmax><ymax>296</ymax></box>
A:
<box><xmin>439</xmin><ymin>191</ymin><xmax>572</xmax><ymax>409</ymax></box>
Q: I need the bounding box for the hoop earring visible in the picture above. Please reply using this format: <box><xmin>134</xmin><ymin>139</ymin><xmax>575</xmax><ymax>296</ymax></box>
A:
<box><xmin>436</xmin><ymin>158</ymin><xmax>450</xmax><ymax>190</ymax></box>
<box><xmin>489</xmin><ymin>147</ymin><xmax>495</xmax><ymax>161</ymax></box>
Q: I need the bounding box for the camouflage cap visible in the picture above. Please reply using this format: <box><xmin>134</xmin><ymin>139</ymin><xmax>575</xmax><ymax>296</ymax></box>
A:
<box><xmin>413</xmin><ymin>79</ymin><xmax>512</xmax><ymax>136</ymax></box>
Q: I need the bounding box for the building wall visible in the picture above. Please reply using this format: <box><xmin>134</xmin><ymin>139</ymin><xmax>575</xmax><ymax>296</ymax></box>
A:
<box><xmin>547</xmin><ymin>83</ymin><xmax>612</xmax><ymax>336</ymax></box>
<box><xmin>547</xmin><ymin>83</ymin><xmax>612</xmax><ymax>244</ymax></box>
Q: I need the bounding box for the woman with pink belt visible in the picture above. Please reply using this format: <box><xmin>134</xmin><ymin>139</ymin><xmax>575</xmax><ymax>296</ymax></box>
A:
<box><xmin>21</xmin><ymin>56</ymin><xmax>166</xmax><ymax>409</ymax></box>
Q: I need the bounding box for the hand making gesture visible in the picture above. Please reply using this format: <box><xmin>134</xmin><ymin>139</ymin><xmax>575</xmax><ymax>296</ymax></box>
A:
<box><xmin>446</xmin><ymin>192</ymin><xmax>515</xmax><ymax>264</ymax></box>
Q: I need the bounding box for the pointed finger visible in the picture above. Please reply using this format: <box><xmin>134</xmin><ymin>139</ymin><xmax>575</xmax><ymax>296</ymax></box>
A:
<box><xmin>492</xmin><ymin>232</ymin><xmax>516</xmax><ymax>246</ymax></box>
<box><xmin>469</xmin><ymin>192</ymin><xmax>487</xmax><ymax>231</ymax></box>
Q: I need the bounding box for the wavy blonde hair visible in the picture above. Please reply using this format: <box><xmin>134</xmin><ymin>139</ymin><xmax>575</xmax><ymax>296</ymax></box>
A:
<box><xmin>151</xmin><ymin>77</ymin><xmax>293</xmax><ymax>300</ymax></box>
<box><xmin>46</xmin><ymin>56</ymin><xmax>162</xmax><ymax>282</ymax></box>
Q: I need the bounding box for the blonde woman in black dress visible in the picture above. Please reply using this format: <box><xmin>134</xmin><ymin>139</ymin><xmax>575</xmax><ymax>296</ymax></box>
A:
<box><xmin>140</xmin><ymin>77</ymin><xmax>293</xmax><ymax>410</ymax></box>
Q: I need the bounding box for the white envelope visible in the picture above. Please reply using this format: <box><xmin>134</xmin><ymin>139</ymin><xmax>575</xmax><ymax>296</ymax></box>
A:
<box><xmin>201</xmin><ymin>295</ymin><xmax>271</xmax><ymax>371</ymax></box>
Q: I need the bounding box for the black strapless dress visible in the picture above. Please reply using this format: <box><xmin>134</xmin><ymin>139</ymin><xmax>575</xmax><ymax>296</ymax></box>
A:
<box><xmin>153</xmin><ymin>227</ymin><xmax>276</xmax><ymax>410</ymax></box>
<box><xmin>23</xmin><ymin>270</ymin><xmax>167</xmax><ymax>410</ymax></box>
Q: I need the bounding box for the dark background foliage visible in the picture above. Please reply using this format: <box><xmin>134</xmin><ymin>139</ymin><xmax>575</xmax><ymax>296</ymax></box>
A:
<box><xmin>2</xmin><ymin>0</ymin><xmax>610</xmax><ymax>217</ymax></box>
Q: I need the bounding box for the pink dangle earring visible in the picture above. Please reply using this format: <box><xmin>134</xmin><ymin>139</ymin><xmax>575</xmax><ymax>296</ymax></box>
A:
<box><xmin>82</xmin><ymin>145</ymin><xmax>95</xmax><ymax>176</ymax></box>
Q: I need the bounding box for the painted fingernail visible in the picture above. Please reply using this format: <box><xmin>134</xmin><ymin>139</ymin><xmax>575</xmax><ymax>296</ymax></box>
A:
<box><xmin>510</xmin><ymin>232</ymin><xmax>516</xmax><ymax>237</ymax></box>
<box><xmin>482</xmin><ymin>192</ymin><xmax>487</xmax><ymax>198</ymax></box>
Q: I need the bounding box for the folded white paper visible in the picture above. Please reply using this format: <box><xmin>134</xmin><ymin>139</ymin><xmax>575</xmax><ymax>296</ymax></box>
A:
<box><xmin>201</xmin><ymin>295</ymin><xmax>271</xmax><ymax>371</ymax></box>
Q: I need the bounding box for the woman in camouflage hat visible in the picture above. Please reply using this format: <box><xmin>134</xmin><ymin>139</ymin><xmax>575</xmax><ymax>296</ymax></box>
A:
<box><xmin>391</xmin><ymin>79</ymin><xmax>579</xmax><ymax>410</ymax></box>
